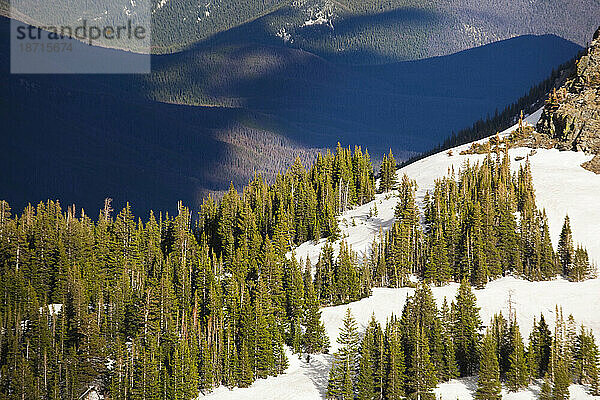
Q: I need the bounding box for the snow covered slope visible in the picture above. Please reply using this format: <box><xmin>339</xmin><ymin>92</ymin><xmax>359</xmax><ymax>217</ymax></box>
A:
<box><xmin>205</xmin><ymin>109</ymin><xmax>600</xmax><ymax>399</ymax></box>
<box><xmin>295</xmin><ymin>108</ymin><xmax>599</xmax><ymax>267</ymax></box>
<box><xmin>397</xmin><ymin>108</ymin><xmax>600</xmax><ymax>267</ymax></box>
<box><xmin>204</xmin><ymin>276</ymin><xmax>600</xmax><ymax>400</ymax></box>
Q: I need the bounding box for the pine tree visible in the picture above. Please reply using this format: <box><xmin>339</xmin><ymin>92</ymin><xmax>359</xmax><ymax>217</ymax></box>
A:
<box><xmin>490</xmin><ymin>312</ymin><xmax>510</xmax><ymax>377</ymax></box>
<box><xmin>425</xmin><ymin>223</ymin><xmax>450</xmax><ymax>285</ymax></box>
<box><xmin>573</xmin><ymin>325</ymin><xmax>600</xmax><ymax>388</ymax></box>
<box><xmin>552</xmin><ymin>359</ymin><xmax>570</xmax><ymax>400</ymax></box>
<box><xmin>378</xmin><ymin>150</ymin><xmax>397</xmax><ymax>193</ymax></box>
<box><xmin>357</xmin><ymin>323</ymin><xmax>376</xmax><ymax>400</ymax></box>
<box><xmin>537</xmin><ymin>314</ymin><xmax>553</xmax><ymax>378</ymax></box>
<box><xmin>254</xmin><ymin>279</ymin><xmax>275</xmax><ymax>378</ymax></box>
<box><xmin>284</xmin><ymin>256</ymin><xmax>305</xmax><ymax>353</ymax></box>
<box><xmin>302</xmin><ymin>260</ymin><xmax>329</xmax><ymax>354</ymax></box>
<box><xmin>557</xmin><ymin>215</ymin><xmax>574</xmax><ymax>277</ymax></box>
<box><xmin>454</xmin><ymin>279</ymin><xmax>482</xmax><ymax>376</ymax></box>
<box><xmin>570</xmin><ymin>246</ymin><xmax>591</xmax><ymax>281</ymax></box>
<box><xmin>327</xmin><ymin>309</ymin><xmax>360</xmax><ymax>399</ymax></box>
<box><xmin>475</xmin><ymin>330</ymin><xmax>502</xmax><ymax>400</ymax></box>
<box><xmin>440</xmin><ymin>299</ymin><xmax>459</xmax><ymax>381</ymax></box>
<box><xmin>540</xmin><ymin>373</ymin><xmax>552</xmax><ymax>400</ymax></box>
<box><xmin>408</xmin><ymin>326</ymin><xmax>437</xmax><ymax>400</ymax></box>
<box><xmin>238</xmin><ymin>340</ymin><xmax>254</xmax><ymax>387</ymax></box>
<box><xmin>384</xmin><ymin>321</ymin><xmax>405</xmax><ymax>400</ymax></box>
<box><xmin>507</xmin><ymin>318</ymin><xmax>529</xmax><ymax>391</ymax></box>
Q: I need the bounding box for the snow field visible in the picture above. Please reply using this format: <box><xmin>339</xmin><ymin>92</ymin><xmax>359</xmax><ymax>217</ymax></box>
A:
<box><xmin>206</xmin><ymin>109</ymin><xmax>600</xmax><ymax>399</ymax></box>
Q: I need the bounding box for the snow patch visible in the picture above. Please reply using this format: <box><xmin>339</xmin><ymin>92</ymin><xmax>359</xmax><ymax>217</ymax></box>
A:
<box><xmin>39</xmin><ymin>303</ymin><xmax>63</xmax><ymax>316</ymax></box>
<box><xmin>302</xmin><ymin>2</ymin><xmax>334</xmax><ymax>29</ymax></box>
<box><xmin>155</xmin><ymin>0</ymin><xmax>168</xmax><ymax>11</ymax></box>
<box><xmin>277</xmin><ymin>27</ymin><xmax>293</xmax><ymax>43</ymax></box>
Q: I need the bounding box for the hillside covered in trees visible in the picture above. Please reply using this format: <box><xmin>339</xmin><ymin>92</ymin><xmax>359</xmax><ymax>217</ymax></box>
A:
<box><xmin>1</xmin><ymin>134</ymin><xmax>597</xmax><ymax>399</ymax></box>
<box><xmin>0</xmin><ymin>12</ymin><xmax>584</xmax><ymax>216</ymax></box>
<box><xmin>3</xmin><ymin>0</ymin><xmax>598</xmax><ymax>62</ymax></box>
<box><xmin>326</xmin><ymin>286</ymin><xmax>600</xmax><ymax>400</ymax></box>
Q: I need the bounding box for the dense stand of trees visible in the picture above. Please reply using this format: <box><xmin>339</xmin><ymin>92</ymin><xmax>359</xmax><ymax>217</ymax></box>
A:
<box><xmin>372</xmin><ymin>149</ymin><xmax>594</xmax><ymax>288</ymax></box>
<box><xmin>0</xmin><ymin>144</ymin><xmax>374</xmax><ymax>399</ymax></box>
<box><xmin>477</xmin><ymin>306</ymin><xmax>600</xmax><ymax>400</ymax></box>
<box><xmin>1</xmin><ymin>140</ymin><xmax>597</xmax><ymax>399</ymax></box>
<box><xmin>327</xmin><ymin>282</ymin><xmax>600</xmax><ymax>400</ymax></box>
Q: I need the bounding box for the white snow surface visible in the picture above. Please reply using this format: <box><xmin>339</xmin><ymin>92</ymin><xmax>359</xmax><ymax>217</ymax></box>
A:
<box><xmin>39</xmin><ymin>303</ymin><xmax>62</xmax><ymax>316</ymax></box>
<box><xmin>294</xmin><ymin>108</ymin><xmax>600</xmax><ymax>269</ymax></box>
<box><xmin>204</xmin><ymin>109</ymin><xmax>600</xmax><ymax>399</ymax></box>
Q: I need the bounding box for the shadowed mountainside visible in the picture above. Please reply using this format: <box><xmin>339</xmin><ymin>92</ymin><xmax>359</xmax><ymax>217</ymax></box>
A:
<box><xmin>0</xmin><ymin>15</ymin><xmax>583</xmax><ymax>216</ymax></box>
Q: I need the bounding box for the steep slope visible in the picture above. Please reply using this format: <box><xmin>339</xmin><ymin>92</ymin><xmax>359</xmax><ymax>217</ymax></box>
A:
<box><xmin>295</xmin><ymin>108</ymin><xmax>600</xmax><ymax>267</ymax></box>
<box><xmin>207</xmin><ymin>109</ymin><xmax>600</xmax><ymax>400</ymax></box>
<box><xmin>0</xmin><ymin>11</ymin><xmax>583</xmax><ymax>215</ymax></box>
<box><xmin>536</xmin><ymin>26</ymin><xmax>600</xmax><ymax>173</ymax></box>
<box><xmin>4</xmin><ymin>0</ymin><xmax>598</xmax><ymax>62</ymax></box>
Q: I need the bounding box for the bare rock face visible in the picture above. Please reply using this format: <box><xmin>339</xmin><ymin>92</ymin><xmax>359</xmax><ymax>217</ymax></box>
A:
<box><xmin>537</xmin><ymin>26</ymin><xmax>600</xmax><ymax>154</ymax></box>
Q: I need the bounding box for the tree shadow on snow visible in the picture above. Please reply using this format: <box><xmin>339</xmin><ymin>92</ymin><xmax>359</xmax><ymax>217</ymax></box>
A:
<box><xmin>301</xmin><ymin>353</ymin><xmax>334</xmax><ymax>398</ymax></box>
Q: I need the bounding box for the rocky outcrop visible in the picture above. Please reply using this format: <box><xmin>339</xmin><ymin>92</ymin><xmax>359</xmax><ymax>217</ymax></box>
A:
<box><xmin>537</xmin><ymin>26</ymin><xmax>600</xmax><ymax>156</ymax></box>
<box><xmin>581</xmin><ymin>154</ymin><xmax>600</xmax><ymax>174</ymax></box>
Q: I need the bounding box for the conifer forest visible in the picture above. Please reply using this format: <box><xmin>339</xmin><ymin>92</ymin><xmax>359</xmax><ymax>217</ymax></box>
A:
<box><xmin>1</xmin><ymin>139</ymin><xmax>598</xmax><ymax>400</ymax></box>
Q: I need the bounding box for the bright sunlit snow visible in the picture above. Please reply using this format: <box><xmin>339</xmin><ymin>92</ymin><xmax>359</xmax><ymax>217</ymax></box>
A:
<box><xmin>206</xmin><ymin>109</ymin><xmax>600</xmax><ymax>399</ymax></box>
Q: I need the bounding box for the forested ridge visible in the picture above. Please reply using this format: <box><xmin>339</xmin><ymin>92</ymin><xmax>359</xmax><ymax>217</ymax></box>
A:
<box><xmin>1</xmin><ymin>12</ymin><xmax>583</xmax><ymax>216</ymax></box>
<box><xmin>0</xmin><ymin>140</ymin><xmax>596</xmax><ymax>399</ymax></box>
<box><xmin>4</xmin><ymin>0</ymin><xmax>597</xmax><ymax>62</ymax></box>
<box><xmin>0</xmin><ymin>145</ymin><xmax>375</xmax><ymax>399</ymax></box>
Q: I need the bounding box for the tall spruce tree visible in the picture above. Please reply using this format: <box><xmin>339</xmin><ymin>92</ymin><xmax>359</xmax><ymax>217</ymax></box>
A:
<box><xmin>302</xmin><ymin>260</ymin><xmax>329</xmax><ymax>354</ymax></box>
<box><xmin>357</xmin><ymin>321</ymin><xmax>377</xmax><ymax>400</ymax></box>
<box><xmin>384</xmin><ymin>319</ymin><xmax>406</xmax><ymax>400</ymax></box>
<box><xmin>454</xmin><ymin>279</ymin><xmax>482</xmax><ymax>376</ymax></box>
<box><xmin>507</xmin><ymin>318</ymin><xmax>529</xmax><ymax>391</ymax></box>
<box><xmin>557</xmin><ymin>215</ymin><xmax>574</xmax><ymax>277</ymax></box>
<box><xmin>327</xmin><ymin>309</ymin><xmax>360</xmax><ymax>399</ymax></box>
<box><xmin>407</xmin><ymin>327</ymin><xmax>437</xmax><ymax>400</ymax></box>
<box><xmin>475</xmin><ymin>330</ymin><xmax>502</xmax><ymax>400</ymax></box>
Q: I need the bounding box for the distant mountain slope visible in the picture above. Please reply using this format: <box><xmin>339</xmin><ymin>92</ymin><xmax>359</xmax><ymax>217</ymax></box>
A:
<box><xmin>0</xmin><ymin>13</ymin><xmax>584</xmax><ymax>216</ymax></box>
<box><xmin>143</xmin><ymin>32</ymin><xmax>582</xmax><ymax>152</ymax></box>
<box><xmin>175</xmin><ymin>0</ymin><xmax>599</xmax><ymax>64</ymax></box>
<box><xmin>4</xmin><ymin>0</ymin><xmax>597</xmax><ymax>62</ymax></box>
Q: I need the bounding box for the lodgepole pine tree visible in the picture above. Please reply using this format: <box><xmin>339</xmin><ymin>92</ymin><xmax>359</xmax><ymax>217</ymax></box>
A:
<box><xmin>302</xmin><ymin>260</ymin><xmax>329</xmax><ymax>354</ymax></box>
<box><xmin>571</xmin><ymin>246</ymin><xmax>591</xmax><ymax>281</ymax></box>
<box><xmin>384</xmin><ymin>321</ymin><xmax>406</xmax><ymax>400</ymax></box>
<box><xmin>378</xmin><ymin>150</ymin><xmax>397</xmax><ymax>193</ymax></box>
<box><xmin>454</xmin><ymin>279</ymin><xmax>482</xmax><ymax>376</ymax></box>
<box><xmin>440</xmin><ymin>299</ymin><xmax>459</xmax><ymax>381</ymax></box>
<box><xmin>552</xmin><ymin>359</ymin><xmax>570</xmax><ymax>400</ymax></box>
<box><xmin>357</xmin><ymin>322</ymin><xmax>376</xmax><ymax>400</ymax></box>
<box><xmin>475</xmin><ymin>330</ymin><xmax>502</xmax><ymax>400</ymax></box>
<box><xmin>573</xmin><ymin>325</ymin><xmax>600</xmax><ymax>389</ymax></box>
<box><xmin>557</xmin><ymin>215</ymin><xmax>574</xmax><ymax>277</ymax></box>
<box><xmin>327</xmin><ymin>309</ymin><xmax>360</xmax><ymax>399</ymax></box>
<box><xmin>507</xmin><ymin>318</ymin><xmax>529</xmax><ymax>391</ymax></box>
<box><xmin>408</xmin><ymin>326</ymin><xmax>437</xmax><ymax>400</ymax></box>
